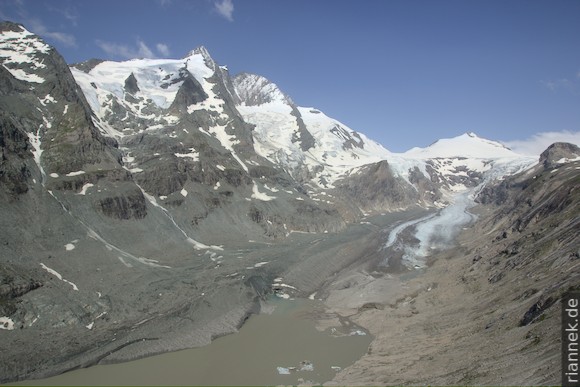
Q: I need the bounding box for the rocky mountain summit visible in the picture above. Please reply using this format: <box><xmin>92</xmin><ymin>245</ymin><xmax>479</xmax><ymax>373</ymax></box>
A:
<box><xmin>0</xmin><ymin>21</ymin><xmax>576</xmax><ymax>384</ymax></box>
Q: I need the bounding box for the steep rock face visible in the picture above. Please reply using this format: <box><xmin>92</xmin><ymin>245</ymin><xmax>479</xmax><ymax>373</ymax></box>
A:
<box><xmin>0</xmin><ymin>23</ymin><xmax>121</xmax><ymax>174</ymax></box>
<box><xmin>168</xmin><ymin>72</ymin><xmax>209</xmax><ymax>114</ymax></box>
<box><xmin>0</xmin><ymin>65</ymin><xmax>31</xmax><ymax>195</ymax></box>
<box><xmin>0</xmin><ymin>21</ymin><xmax>137</xmax><ymax>215</ymax></box>
<box><xmin>123</xmin><ymin>72</ymin><xmax>140</xmax><ymax>95</ymax></box>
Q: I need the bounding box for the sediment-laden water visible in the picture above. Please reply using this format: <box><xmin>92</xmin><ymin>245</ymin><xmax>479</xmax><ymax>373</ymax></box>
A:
<box><xmin>12</xmin><ymin>297</ymin><xmax>372</xmax><ymax>386</ymax></box>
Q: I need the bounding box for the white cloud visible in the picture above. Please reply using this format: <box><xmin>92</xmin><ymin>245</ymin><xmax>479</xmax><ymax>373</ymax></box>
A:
<box><xmin>215</xmin><ymin>0</ymin><xmax>234</xmax><ymax>21</ymax></box>
<box><xmin>62</xmin><ymin>8</ymin><xmax>78</xmax><ymax>25</ymax></box>
<box><xmin>156</xmin><ymin>43</ymin><xmax>170</xmax><ymax>57</ymax></box>
<box><xmin>27</xmin><ymin>18</ymin><xmax>77</xmax><ymax>47</ymax></box>
<box><xmin>541</xmin><ymin>68</ymin><xmax>580</xmax><ymax>93</ymax></box>
<box><xmin>96</xmin><ymin>39</ymin><xmax>157</xmax><ymax>60</ymax></box>
<box><xmin>503</xmin><ymin>130</ymin><xmax>580</xmax><ymax>156</ymax></box>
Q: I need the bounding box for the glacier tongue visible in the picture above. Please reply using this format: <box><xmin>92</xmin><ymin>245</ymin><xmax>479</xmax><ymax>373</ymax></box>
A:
<box><xmin>381</xmin><ymin>189</ymin><xmax>478</xmax><ymax>269</ymax></box>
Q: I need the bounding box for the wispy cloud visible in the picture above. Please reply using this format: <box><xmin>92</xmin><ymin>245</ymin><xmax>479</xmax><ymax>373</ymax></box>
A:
<box><xmin>136</xmin><ymin>39</ymin><xmax>154</xmax><ymax>58</ymax></box>
<box><xmin>156</xmin><ymin>43</ymin><xmax>171</xmax><ymax>57</ymax></box>
<box><xmin>541</xmin><ymin>69</ymin><xmax>580</xmax><ymax>94</ymax></box>
<box><xmin>541</xmin><ymin>78</ymin><xmax>574</xmax><ymax>92</ymax></box>
<box><xmin>215</xmin><ymin>0</ymin><xmax>234</xmax><ymax>21</ymax></box>
<box><xmin>503</xmin><ymin>130</ymin><xmax>580</xmax><ymax>156</ymax></box>
<box><xmin>27</xmin><ymin>17</ymin><xmax>77</xmax><ymax>47</ymax></box>
<box><xmin>43</xmin><ymin>2</ymin><xmax>79</xmax><ymax>26</ymax></box>
<box><xmin>96</xmin><ymin>39</ymin><xmax>170</xmax><ymax>60</ymax></box>
<box><xmin>96</xmin><ymin>39</ymin><xmax>154</xmax><ymax>59</ymax></box>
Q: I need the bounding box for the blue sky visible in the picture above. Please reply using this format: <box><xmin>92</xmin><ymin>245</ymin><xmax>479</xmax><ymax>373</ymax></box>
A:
<box><xmin>1</xmin><ymin>0</ymin><xmax>579</xmax><ymax>153</ymax></box>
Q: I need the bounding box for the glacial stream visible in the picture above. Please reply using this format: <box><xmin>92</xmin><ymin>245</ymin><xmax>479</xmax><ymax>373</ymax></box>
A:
<box><xmin>13</xmin><ymin>298</ymin><xmax>372</xmax><ymax>386</ymax></box>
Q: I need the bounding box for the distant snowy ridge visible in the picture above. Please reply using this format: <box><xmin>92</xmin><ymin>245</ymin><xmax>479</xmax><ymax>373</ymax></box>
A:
<box><xmin>402</xmin><ymin>132</ymin><xmax>519</xmax><ymax>159</ymax></box>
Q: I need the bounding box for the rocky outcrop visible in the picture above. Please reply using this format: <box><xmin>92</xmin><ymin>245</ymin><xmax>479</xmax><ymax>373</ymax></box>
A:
<box><xmin>124</xmin><ymin>73</ymin><xmax>140</xmax><ymax>95</ymax></box>
<box><xmin>0</xmin><ymin>265</ymin><xmax>43</xmax><ymax>313</ymax></box>
<box><xmin>168</xmin><ymin>72</ymin><xmax>208</xmax><ymax>113</ymax></box>
<box><xmin>70</xmin><ymin>58</ymin><xmax>105</xmax><ymax>74</ymax></box>
<box><xmin>334</xmin><ymin>160</ymin><xmax>420</xmax><ymax>211</ymax></box>
<box><xmin>539</xmin><ymin>142</ymin><xmax>580</xmax><ymax>169</ymax></box>
<box><xmin>97</xmin><ymin>188</ymin><xmax>148</xmax><ymax>220</ymax></box>
<box><xmin>289</xmin><ymin>105</ymin><xmax>316</xmax><ymax>152</ymax></box>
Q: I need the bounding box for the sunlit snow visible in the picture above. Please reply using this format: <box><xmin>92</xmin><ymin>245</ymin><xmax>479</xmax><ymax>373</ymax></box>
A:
<box><xmin>66</xmin><ymin>171</ymin><xmax>86</xmax><ymax>177</ymax></box>
<box><xmin>40</xmin><ymin>263</ymin><xmax>79</xmax><ymax>291</ymax></box>
<box><xmin>27</xmin><ymin>128</ymin><xmax>45</xmax><ymax>178</ymax></box>
<box><xmin>251</xmin><ymin>182</ymin><xmax>276</xmax><ymax>201</ymax></box>
<box><xmin>174</xmin><ymin>148</ymin><xmax>199</xmax><ymax>161</ymax></box>
<box><xmin>0</xmin><ymin>26</ymin><xmax>49</xmax><ymax>83</ymax></box>
<box><xmin>0</xmin><ymin>316</ymin><xmax>15</xmax><ymax>330</ymax></box>
<box><xmin>78</xmin><ymin>183</ymin><xmax>94</xmax><ymax>195</ymax></box>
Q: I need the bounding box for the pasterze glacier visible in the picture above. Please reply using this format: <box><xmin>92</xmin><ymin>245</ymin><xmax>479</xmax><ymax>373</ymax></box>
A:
<box><xmin>0</xmin><ymin>21</ymin><xmax>578</xmax><ymax>385</ymax></box>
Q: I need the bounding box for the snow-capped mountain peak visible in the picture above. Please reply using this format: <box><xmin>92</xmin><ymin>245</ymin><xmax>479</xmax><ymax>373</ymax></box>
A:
<box><xmin>402</xmin><ymin>131</ymin><xmax>519</xmax><ymax>159</ymax></box>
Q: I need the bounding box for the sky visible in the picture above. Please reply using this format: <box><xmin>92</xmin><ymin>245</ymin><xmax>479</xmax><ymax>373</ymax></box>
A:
<box><xmin>1</xmin><ymin>0</ymin><xmax>579</xmax><ymax>154</ymax></box>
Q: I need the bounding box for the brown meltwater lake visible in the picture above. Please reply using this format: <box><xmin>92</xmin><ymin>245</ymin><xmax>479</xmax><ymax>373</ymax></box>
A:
<box><xmin>14</xmin><ymin>297</ymin><xmax>372</xmax><ymax>386</ymax></box>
